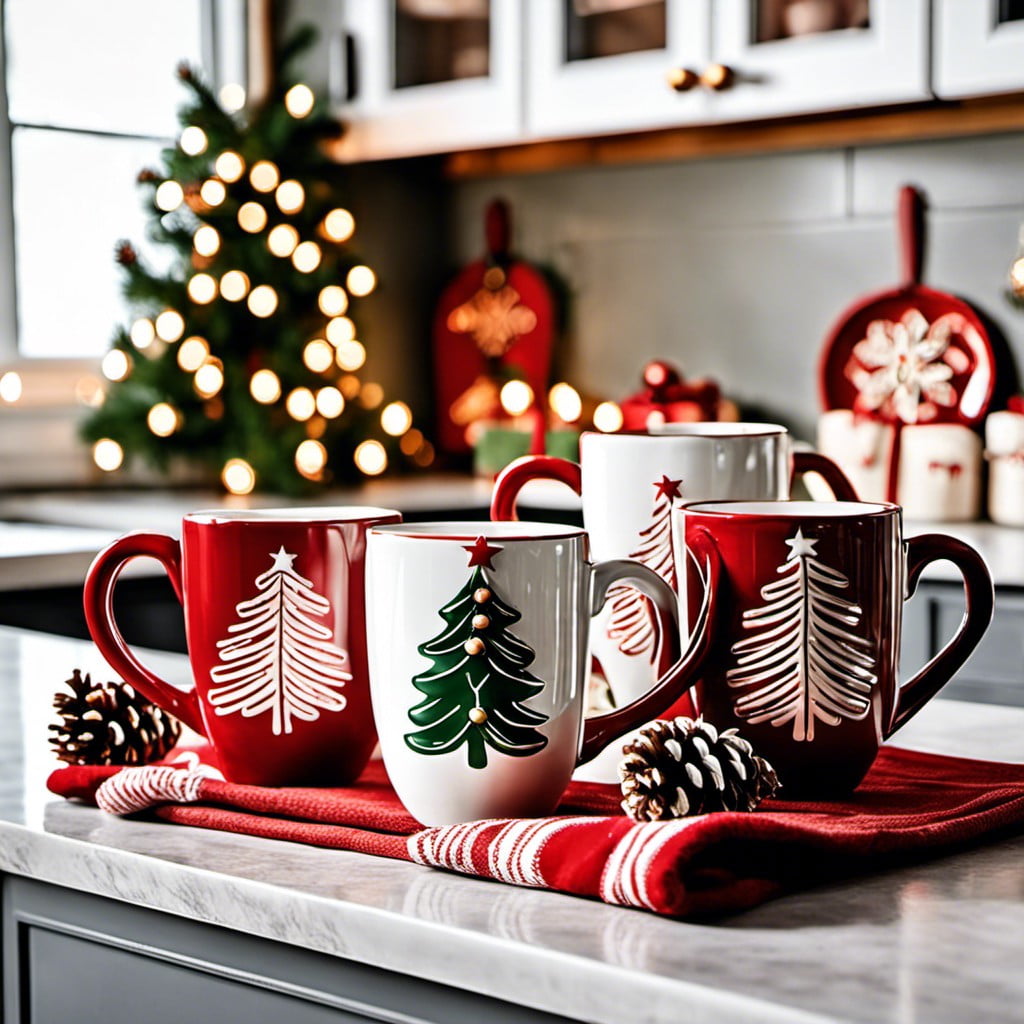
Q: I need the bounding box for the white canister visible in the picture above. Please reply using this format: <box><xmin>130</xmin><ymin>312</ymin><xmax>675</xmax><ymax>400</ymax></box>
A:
<box><xmin>986</xmin><ymin>411</ymin><xmax>1024</xmax><ymax>527</ymax></box>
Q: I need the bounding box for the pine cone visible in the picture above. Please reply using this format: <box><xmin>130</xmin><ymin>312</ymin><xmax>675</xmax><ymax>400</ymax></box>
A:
<box><xmin>114</xmin><ymin>240</ymin><xmax>137</xmax><ymax>266</ymax></box>
<box><xmin>49</xmin><ymin>670</ymin><xmax>182</xmax><ymax>767</ymax></box>
<box><xmin>619</xmin><ymin>716</ymin><xmax>780</xmax><ymax>821</ymax></box>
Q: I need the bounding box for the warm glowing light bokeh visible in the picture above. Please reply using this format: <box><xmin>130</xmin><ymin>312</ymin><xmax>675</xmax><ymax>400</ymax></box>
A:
<box><xmin>222</xmin><ymin>457</ymin><xmax>255</xmax><ymax>494</ymax></box>
<box><xmin>346</xmin><ymin>265</ymin><xmax>376</xmax><ymax>296</ymax></box>
<box><xmin>238</xmin><ymin>201</ymin><xmax>268</xmax><ymax>233</ymax></box>
<box><xmin>200</xmin><ymin>179</ymin><xmax>226</xmax><ymax>207</ymax></box>
<box><xmin>130</xmin><ymin>318</ymin><xmax>156</xmax><ymax>349</ymax></box>
<box><xmin>249</xmin><ymin>368</ymin><xmax>282</xmax><ymax>404</ymax></box>
<box><xmin>177</xmin><ymin>336</ymin><xmax>209</xmax><ymax>372</ymax></box>
<box><xmin>0</xmin><ymin>371</ymin><xmax>22</xmax><ymax>403</ymax></box>
<box><xmin>147</xmin><ymin>402</ymin><xmax>178</xmax><ymax>437</ymax></box>
<box><xmin>500</xmin><ymin>380</ymin><xmax>534</xmax><ymax>417</ymax></box>
<box><xmin>292</xmin><ymin>241</ymin><xmax>322</xmax><ymax>273</ymax></box>
<box><xmin>93</xmin><ymin>438</ymin><xmax>124</xmax><ymax>472</ymax></box>
<box><xmin>286</xmin><ymin>387</ymin><xmax>316</xmax><ymax>421</ymax></box>
<box><xmin>318</xmin><ymin>286</ymin><xmax>348</xmax><ymax>317</ymax></box>
<box><xmin>214</xmin><ymin>150</ymin><xmax>245</xmax><ymax>183</ymax></box>
<box><xmin>247</xmin><ymin>285</ymin><xmax>278</xmax><ymax>318</ymax></box>
<box><xmin>285</xmin><ymin>83</ymin><xmax>315</xmax><ymax>118</ymax></box>
<box><xmin>219</xmin><ymin>83</ymin><xmax>246</xmax><ymax>113</ymax></box>
<box><xmin>549</xmin><ymin>382</ymin><xmax>582</xmax><ymax>423</ymax></box>
<box><xmin>249</xmin><ymin>160</ymin><xmax>280</xmax><ymax>193</ymax></box>
<box><xmin>315</xmin><ymin>386</ymin><xmax>344</xmax><ymax>418</ymax></box>
<box><xmin>593</xmin><ymin>401</ymin><xmax>624</xmax><ymax>433</ymax></box>
<box><xmin>220</xmin><ymin>270</ymin><xmax>251</xmax><ymax>302</ymax></box>
<box><xmin>381</xmin><ymin>401</ymin><xmax>413</xmax><ymax>436</ymax></box>
<box><xmin>188</xmin><ymin>273</ymin><xmax>217</xmax><ymax>304</ymax></box>
<box><xmin>101</xmin><ymin>350</ymin><xmax>131</xmax><ymax>381</ymax></box>
<box><xmin>303</xmin><ymin>339</ymin><xmax>334</xmax><ymax>373</ymax></box>
<box><xmin>179</xmin><ymin>126</ymin><xmax>208</xmax><ymax>155</ymax></box>
<box><xmin>155</xmin><ymin>180</ymin><xmax>184</xmax><ymax>212</ymax></box>
<box><xmin>335</xmin><ymin>339</ymin><xmax>366</xmax><ymax>371</ymax></box>
<box><xmin>323</xmin><ymin>208</ymin><xmax>355</xmax><ymax>242</ymax></box>
<box><xmin>326</xmin><ymin>316</ymin><xmax>356</xmax><ymax>346</ymax></box>
<box><xmin>194</xmin><ymin>361</ymin><xmax>224</xmax><ymax>397</ymax></box>
<box><xmin>194</xmin><ymin>225</ymin><xmax>220</xmax><ymax>256</ymax></box>
<box><xmin>354</xmin><ymin>439</ymin><xmax>387</xmax><ymax>476</ymax></box>
<box><xmin>295</xmin><ymin>439</ymin><xmax>327</xmax><ymax>476</ymax></box>
<box><xmin>155</xmin><ymin>309</ymin><xmax>185</xmax><ymax>342</ymax></box>
<box><xmin>275</xmin><ymin>180</ymin><xmax>305</xmax><ymax>214</ymax></box>
<box><xmin>267</xmin><ymin>224</ymin><xmax>300</xmax><ymax>257</ymax></box>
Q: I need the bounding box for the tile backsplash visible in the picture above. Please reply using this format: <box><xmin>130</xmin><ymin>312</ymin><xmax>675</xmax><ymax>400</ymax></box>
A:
<box><xmin>451</xmin><ymin>134</ymin><xmax>1024</xmax><ymax>441</ymax></box>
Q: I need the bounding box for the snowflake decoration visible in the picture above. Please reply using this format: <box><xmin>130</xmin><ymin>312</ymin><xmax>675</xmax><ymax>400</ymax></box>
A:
<box><xmin>447</xmin><ymin>283</ymin><xmax>538</xmax><ymax>358</ymax></box>
<box><xmin>845</xmin><ymin>309</ymin><xmax>965</xmax><ymax>424</ymax></box>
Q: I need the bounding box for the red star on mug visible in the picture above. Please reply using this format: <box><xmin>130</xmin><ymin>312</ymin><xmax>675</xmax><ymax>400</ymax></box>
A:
<box><xmin>654</xmin><ymin>475</ymin><xmax>683</xmax><ymax>502</ymax></box>
<box><xmin>463</xmin><ymin>535</ymin><xmax>503</xmax><ymax>569</ymax></box>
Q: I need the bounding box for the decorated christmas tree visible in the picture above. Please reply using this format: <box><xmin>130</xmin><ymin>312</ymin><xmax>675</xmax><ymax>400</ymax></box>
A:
<box><xmin>405</xmin><ymin>536</ymin><xmax>549</xmax><ymax>769</ymax></box>
<box><xmin>726</xmin><ymin>528</ymin><xmax>877</xmax><ymax>742</ymax></box>
<box><xmin>83</xmin><ymin>27</ymin><xmax>430</xmax><ymax>494</ymax></box>
<box><xmin>606</xmin><ymin>474</ymin><xmax>682</xmax><ymax>660</ymax></box>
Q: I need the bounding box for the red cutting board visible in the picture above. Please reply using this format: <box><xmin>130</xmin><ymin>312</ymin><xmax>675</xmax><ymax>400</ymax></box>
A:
<box><xmin>432</xmin><ymin>199</ymin><xmax>556</xmax><ymax>455</ymax></box>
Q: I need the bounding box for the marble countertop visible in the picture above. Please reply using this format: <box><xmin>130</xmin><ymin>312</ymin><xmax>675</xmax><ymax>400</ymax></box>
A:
<box><xmin>2</xmin><ymin>626</ymin><xmax>1024</xmax><ymax>1023</ymax></box>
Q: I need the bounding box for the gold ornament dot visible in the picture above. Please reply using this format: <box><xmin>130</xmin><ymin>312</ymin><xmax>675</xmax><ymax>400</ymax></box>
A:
<box><xmin>464</xmin><ymin>637</ymin><xmax>485</xmax><ymax>656</ymax></box>
<box><xmin>472</xmin><ymin>614</ymin><xmax>490</xmax><ymax>630</ymax></box>
<box><xmin>468</xmin><ymin>707</ymin><xmax>488</xmax><ymax>725</ymax></box>
<box><xmin>473</xmin><ymin>588</ymin><xmax>491</xmax><ymax>604</ymax></box>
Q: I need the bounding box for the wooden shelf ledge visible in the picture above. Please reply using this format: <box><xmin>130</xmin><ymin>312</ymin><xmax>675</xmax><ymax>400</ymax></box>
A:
<box><xmin>442</xmin><ymin>93</ymin><xmax>1024</xmax><ymax>179</ymax></box>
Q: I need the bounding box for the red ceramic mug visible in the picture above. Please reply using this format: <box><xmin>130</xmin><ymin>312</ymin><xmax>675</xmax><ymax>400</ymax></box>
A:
<box><xmin>678</xmin><ymin>500</ymin><xmax>993</xmax><ymax>796</ymax></box>
<box><xmin>83</xmin><ymin>507</ymin><xmax>401</xmax><ymax>786</ymax></box>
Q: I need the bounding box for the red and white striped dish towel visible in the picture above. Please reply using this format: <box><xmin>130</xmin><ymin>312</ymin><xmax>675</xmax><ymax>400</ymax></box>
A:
<box><xmin>48</xmin><ymin>747</ymin><xmax>1024</xmax><ymax>918</ymax></box>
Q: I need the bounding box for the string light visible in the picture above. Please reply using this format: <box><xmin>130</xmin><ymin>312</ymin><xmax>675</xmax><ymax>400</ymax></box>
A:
<box><xmin>275</xmin><ymin>180</ymin><xmax>305</xmax><ymax>214</ymax></box>
<box><xmin>194</xmin><ymin>360</ymin><xmax>224</xmax><ymax>398</ymax></box>
<box><xmin>188</xmin><ymin>273</ymin><xmax>217</xmax><ymax>304</ymax></box>
<box><xmin>248</xmin><ymin>285</ymin><xmax>278</xmax><ymax>318</ymax></box>
<box><xmin>303</xmin><ymin>339</ymin><xmax>334</xmax><ymax>373</ymax></box>
<box><xmin>335</xmin><ymin>339</ymin><xmax>366</xmax><ymax>371</ymax></box>
<box><xmin>147</xmin><ymin>402</ymin><xmax>178</xmax><ymax>437</ymax></box>
<box><xmin>219</xmin><ymin>84</ymin><xmax>246</xmax><ymax>113</ymax></box>
<box><xmin>360</xmin><ymin>382</ymin><xmax>384</xmax><ymax>409</ymax></box>
<box><xmin>200</xmin><ymin>179</ymin><xmax>226</xmax><ymax>207</ymax></box>
<box><xmin>593</xmin><ymin>401</ymin><xmax>624</xmax><ymax>433</ymax></box>
<box><xmin>286</xmin><ymin>387</ymin><xmax>316</xmax><ymax>421</ymax></box>
<box><xmin>177</xmin><ymin>336</ymin><xmax>209</xmax><ymax>372</ymax></box>
<box><xmin>250</xmin><ymin>369</ymin><xmax>281</xmax><ymax>404</ymax></box>
<box><xmin>220</xmin><ymin>270</ymin><xmax>250</xmax><ymax>302</ymax></box>
<box><xmin>338</xmin><ymin>375</ymin><xmax>361</xmax><ymax>399</ymax></box>
<box><xmin>318</xmin><ymin>286</ymin><xmax>348</xmax><ymax>317</ymax></box>
<box><xmin>222</xmin><ymin>457</ymin><xmax>255</xmax><ymax>495</ymax></box>
<box><xmin>1012</xmin><ymin>257</ymin><xmax>1024</xmax><ymax>296</ymax></box>
<box><xmin>315</xmin><ymin>386</ymin><xmax>344</xmax><ymax>418</ymax></box>
<box><xmin>295</xmin><ymin>439</ymin><xmax>327</xmax><ymax>477</ymax></box>
<box><xmin>194</xmin><ymin>225</ymin><xmax>220</xmax><ymax>257</ymax></box>
<box><xmin>549</xmin><ymin>382</ymin><xmax>582</xmax><ymax>423</ymax></box>
<box><xmin>0</xmin><ymin>371</ymin><xmax>22</xmax><ymax>403</ymax></box>
<box><xmin>101</xmin><ymin>349</ymin><xmax>131</xmax><ymax>381</ymax></box>
<box><xmin>292</xmin><ymin>241</ymin><xmax>321</xmax><ymax>273</ymax></box>
<box><xmin>326</xmin><ymin>317</ymin><xmax>356</xmax><ymax>346</ymax></box>
<box><xmin>155</xmin><ymin>309</ymin><xmax>185</xmax><ymax>342</ymax></box>
<box><xmin>500</xmin><ymin>380</ymin><xmax>534</xmax><ymax>417</ymax></box>
<box><xmin>354</xmin><ymin>439</ymin><xmax>387</xmax><ymax>476</ymax></box>
<box><xmin>92</xmin><ymin>438</ymin><xmax>124</xmax><ymax>472</ymax></box>
<box><xmin>380</xmin><ymin>401</ymin><xmax>412</xmax><ymax>436</ymax></box>
<box><xmin>179</xmin><ymin>126</ymin><xmax>208</xmax><ymax>155</ymax></box>
<box><xmin>347</xmin><ymin>266</ymin><xmax>376</xmax><ymax>297</ymax></box>
<box><xmin>129</xmin><ymin>318</ymin><xmax>155</xmax><ymax>349</ymax></box>
<box><xmin>155</xmin><ymin>180</ymin><xmax>184</xmax><ymax>212</ymax></box>
<box><xmin>238</xmin><ymin>202</ymin><xmax>267</xmax><ymax>233</ymax></box>
<box><xmin>249</xmin><ymin>160</ymin><xmax>280</xmax><ymax>193</ymax></box>
<box><xmin>285</xmin><ymin>83</ymin><xmax>315</xmax><ymax>118</ymax></box>
<box><xmin>323</xmin><ymin>208</ymin><xmax>355</xmax><ymax>243</ymax></box>
<box><xmin>413</xmin><ymin>441</ymin><xmax>435</xmax><ymax>467</ymax></box>
<box><xmin>214</xmin><ymin>150</ymin><xmax>245</xmax><ymax>183</ymax></box>
<box><xmin>267</xmin><ymin>224</ymin><xmax>299</xmax><ymax>257</ymax></box>
<box><xmin>400</xmin><ymin>429</ymin><xmax>424</xmax><ymax>456</ymax></box>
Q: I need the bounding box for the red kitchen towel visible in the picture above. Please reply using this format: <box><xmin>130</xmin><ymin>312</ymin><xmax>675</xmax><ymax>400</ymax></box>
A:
<box><xmin>48</xmin><ymin>747</ymin><xmax>1024</xmax><ymax>919</ymax></box>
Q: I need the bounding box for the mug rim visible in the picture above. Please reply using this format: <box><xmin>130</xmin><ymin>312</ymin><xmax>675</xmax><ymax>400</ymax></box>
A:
<box><xmin>581</xmin><ymin>422</ymin><xmax>787</xmax><ymax>441</ymax></box>
<box><xmin>369</xmin><ymin>520</ymin><xmax>585</xmax><ymax>542</ymax></box>
<box><xmin>186</xmin><ymin>506</ymin><xmax>401</xmax><ymax>524</ymax></box>
<box><xmin>680</xmin><ymin>499</ymin><xmax>899</xmax><ymax>519</ymax></box>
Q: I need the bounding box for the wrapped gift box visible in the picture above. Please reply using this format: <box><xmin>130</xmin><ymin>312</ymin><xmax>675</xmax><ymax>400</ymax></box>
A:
<box><xmin>818</xmin><ymin>410</ymin><xmax>981</xmax><ymax>521</ymax></box>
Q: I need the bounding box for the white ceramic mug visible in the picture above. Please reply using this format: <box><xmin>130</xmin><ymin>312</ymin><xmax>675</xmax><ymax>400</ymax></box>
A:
<box><xmin>491</xmin><ymin>425</ymin><xmax>856</xmax><ymax>716</ymax></box>
<box><xmin>365</xmin><ymin>521</ymin><xmax>711</xmax><ymax>826</ymax></box>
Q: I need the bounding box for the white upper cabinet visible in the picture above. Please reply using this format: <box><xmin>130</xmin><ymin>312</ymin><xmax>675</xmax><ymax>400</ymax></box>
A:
<box><xmin>526</xmin><ymin>1</ymin><xmax>712</xmax><ymax>138</ymax></box>
<box><xmin>336</xmin><ymin>0</ymin><xmax>522</xmax><ymax>160</ymax></box>
<box><xmin>527</xmin><ymin>0</ymin><xmax>930</xmax><ymax>138</ymax></box>
<box><xmin>934</xmin><ymin>1</ymin><xmax>1024</xmax><ymax>99</ymax></box>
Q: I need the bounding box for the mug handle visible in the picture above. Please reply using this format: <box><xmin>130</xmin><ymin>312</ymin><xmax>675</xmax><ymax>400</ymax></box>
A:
<box><xmin>889</xmin><ymin>534</ymin><xmax>994</xmax><ymax>735</ymax></box>
<box><xmin>83</xmin><ymin>532</ymin><xmax>206</xmax><ymax>736</ymax></box>
<box><xmin>490</xmin><ymin>455</ymin><xmax>581</xmax><ymax>522</ymax></box>
<box><xmin>792</xmin><ymin>450</ymin><xmax>859</xmax><ymax>501</ymax></box>
<box><xmin>577</xmin><ymin>538</ymin><xmax>721</xmax><ymax>765</ymax></box>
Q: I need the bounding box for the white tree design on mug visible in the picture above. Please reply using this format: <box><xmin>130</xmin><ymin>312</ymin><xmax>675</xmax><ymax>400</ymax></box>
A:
<box><xmin>726</xmin><ymin>529</ymin><xmax>878</xmax><ymax>742</ymax></box>
<box><xmin>208</xmin><ymin>547</ymin><xmax>350</xmax><ymax>736</ymax></box>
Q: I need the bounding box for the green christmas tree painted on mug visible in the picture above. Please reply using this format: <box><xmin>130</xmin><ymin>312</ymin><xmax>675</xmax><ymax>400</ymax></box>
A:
<box><xmin>405</xmin><ymin>536</ymin><xmax>549</xmax><ymax>769</ymax></box>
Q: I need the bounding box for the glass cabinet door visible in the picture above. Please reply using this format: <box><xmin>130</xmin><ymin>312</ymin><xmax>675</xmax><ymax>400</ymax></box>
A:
<box><xmin>709</xmin><ymin>0</ymin><xmax>929</xmax><ymax>122</ymax></box>
<box><xmin>337</xmin><ymin>0</ymin><xmax>521</xmax><ymax>160</ymax></box>
<box><xmin>934</xmin><ymin>0</ymin><xmax>1024</xmax><ymax>100</ymax></box>
<box><xmin>525</xmin><ymin>0</ymin><xmax>712</xmax><ymax>139</ymax></box>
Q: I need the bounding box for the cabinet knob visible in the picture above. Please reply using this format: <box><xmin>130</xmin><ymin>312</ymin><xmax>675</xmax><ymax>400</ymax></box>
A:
<box><xmin>666</xmin><ymin>67</ymin><xmax>700</xmax><ymax>93</ymax></box>
<box><xmin>700</xmin><ymin>64</ymin><xmax>736</xmax><ymax>91</ymax></box>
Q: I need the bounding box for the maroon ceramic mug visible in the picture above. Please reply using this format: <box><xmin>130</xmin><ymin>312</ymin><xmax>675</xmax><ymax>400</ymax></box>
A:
<box><xmin>678</xmin><ymin>500</ymin><xmax>993</xmax><ymax>797</ymax></box>
<box><xmin>83</xmin><ymin>507</ymin><xmax>401</xmax><ymax>786</ymax></box>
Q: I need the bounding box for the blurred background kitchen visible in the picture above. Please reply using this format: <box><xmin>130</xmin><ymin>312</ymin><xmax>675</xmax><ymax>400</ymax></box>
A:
<box><xmin>3</xmin><ymin>0</ymin><xmax>1024</xmax><ymax>699</ymax></box>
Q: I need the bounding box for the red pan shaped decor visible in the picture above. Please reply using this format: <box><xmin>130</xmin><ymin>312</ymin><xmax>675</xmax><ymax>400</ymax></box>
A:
<box><xmin>818</xmin><ymin>186</ymin><xmax>1002</xmax><ymax>500</ymax></box>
